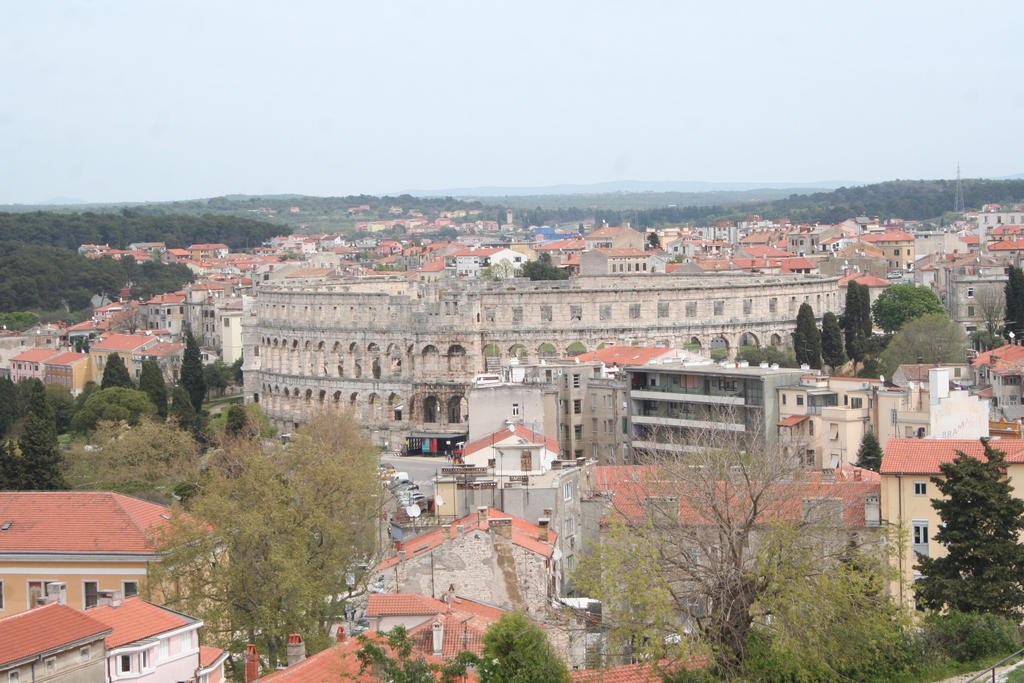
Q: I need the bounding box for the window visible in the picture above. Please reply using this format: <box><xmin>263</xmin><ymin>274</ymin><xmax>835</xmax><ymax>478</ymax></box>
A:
<box><xmin>796</xmin><ymin>395</ymin><xmax>804</xmax><ymax>406</ymax></box>
<box><xmin>574</xmin><ymin>424</ymin><xmax>582</xmax><ymax>439</ymax></box>
<box><xmin>540</xmin><ymin>305</ymin><xmax>552</xmax><ymax>322</ymax></box>
<box><xmin>0</xmin><ymin>580</ymin><xmax>3</xmax><ymax>610</ymax></box>
<box><xmin>769</xmin><ymin>297</ymin><xmax>777</xmax><ymax>313</ymax></box>
<box><xmin>9</xmin><ymin>672</ymin><xmax>19</xmax><ymax>683</ymax></box>
<box><xmin>829</xmin><ymin>423</ymin><xmax>839</xmax><ymax>440</ymax></box>
<box><xmin>563</xmin><ymin>482</ymin><xmax>574</xmax><ymax>501</ymax></box>
<box><xmin>713</xmin><ymin>301</ymin><xmax>724</xmax><ymax>315</ymax></box>
<box><xmin>629</xmin><ymin>304</ymin><xmax>641</xmax><ymax>319</ymax></box>
<box><xmin>912</xmin><ymin>520</ymin><xmax>929</xmax><ymax>557</ymax></box>
<box><xmin>123</xmin><ymin>580</ymin><xmax>138</xmax><ymax>598</ymax></box>
<box><xmin>686</xmin><ymin>301</ymin><xmax>697</xmax><ymax>317</ymax></box>
<box><xmin>511</xmin><ymin>307</ymin><xmax>522</xmax><ymax>323</ymax></box>
<box><xmin>570</xmin><ymin>305</ymin><xmax>582</xmax><ymax>322</ymax></box>
<box><xmin>84</xmin><ymin>581</ymin><xmax>99</xmax><ymax>609</ymax></box>
<box><xmin>809</xmin><ymin>420</ymin><xmax>814</xmax><ymax>436</ymax></box>
<box><xmin>79</xmin><ymin>647</ymin><xmax>90</xmax><ymax>662</ymax></box>
<box><xmin>914</xmin><ymin>481</ymin><xmax>927</xmax><ymax>496</ymax></box>
<box><xmin>599</xmin><ymin>304</ymin><xmax>611</xmax><ymax>320</ymax></box>
<box><xmin>850</xmin><ymin>397</ymin><xmax>863</xmax><ymax>409</ymax></box>
<box><xmin>782</xmin><ymin>394</ymin><xmax>787</xmax><ymax>405</ymax></box>
<box><xmin>141</xmin><ymin>650</ymin><xmax>151</xmax><ymax>670</ymax></box>
<box><xmin>564</xmin><ymin>516</ymin><xmax>576</xmax><ymax>535</ymax></box>
<box><xmin>160</xmin><ymin>639</ymin><xmax>169</xmax><ymax>660</ymax></box>
<box><xmin>572</xmin><ymin>374</ymin><xmax>580</xmax><ymax>389</ymax></box>
<box><xmin>968</xmin><ymin>305</ymin><xmax>975</xmax><ymax>317</ymax></box>
<box><xmin>743</xmin><ymin>299</ymin><xmax>752</xmax><ymax>315</ymax></box>
<box><xmin>658</xmin><ymin>302</ymin><xmax>669</xmax><ymax>318</ymax></box>
<box><xmin>520</xmin><ymin>450</ymin><xmax>532</xmax><ymax>471</ymax></box>
<box><xmin>119</xmin><ymin>655</ymin><xmax>132</xmax><ymax>674</ymax></box>
<box><xmin>573</xmin><ymin>399</ymin><xmax>582</xmax><ymax>414</ymax></box>
<box><xmin>967</xmin><ymin>287</ymin><xmax>974</xmax><ymax>298</ymax></box>
<box><xmin>511</xmin><ymin>402</ymin><xmax>520</xmax><ymax>417</ymax></box>
<box><xmin>485</xmin><ymin>307</ymin><xmax>495</xmax><ymax>323</ymax></box>
<box><xmin>45</xmin><ymin>658</ymin><xmax>56</xmax><ymax>674</ymax></box>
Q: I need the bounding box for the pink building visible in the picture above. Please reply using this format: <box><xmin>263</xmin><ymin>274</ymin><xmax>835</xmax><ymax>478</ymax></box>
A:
<box><xmin>87</xmin><ymin>598</ymin><xmax>226</xmax><ymax>683</ymax></box>
<box><xmin>8</xmin><ymin>348</ymin><xmax>59</xmax><ymax>383</ymax></box>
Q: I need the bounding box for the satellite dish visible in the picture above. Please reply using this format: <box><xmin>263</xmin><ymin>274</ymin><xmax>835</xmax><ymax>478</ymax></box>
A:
<box><xmin>405</xmin><ymin>504</ymin><xmax>421</xmax><ymax>518</ymax></box>
<box><xmin>434</xmin><ymin>495</ymin><xmax>444</xmax><ymax>507</ymax></box>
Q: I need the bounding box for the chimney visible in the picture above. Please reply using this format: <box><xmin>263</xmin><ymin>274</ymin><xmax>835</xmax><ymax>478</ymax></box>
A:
<box><xmin>286</xmin><ymin>634</ymin><xmax>306</xmax><ymax>667</ymax></box>
<box><xmin>821</xmin><ymin>468</ymin><xmax>835</xmax><ymax>484</ymax></box>
<box><xmin>491</xmin><ymin>517</ymin><xmax>512</xmax><ymax>539</ymax></box>
<box><xmin>477</xmin><ymin>506</ymin><xmax>488</xmax><ymax>523</ymax></box>
<box><xmin>432</xmin><ymin>616</ymin><xmax>445</xmax><ymax>657</ymax></box>
<box><xmin>398</xmin><ymin>550</ymin><xmax>406</xmax><ymax>562</ymax></box>
<box><xmin>335</xmin><ymin>626</ymin><xmax>347</xmax><ymax>643</ymax></box>
<box><xmin>538</xmin><ymin>518</ymin><xmax>550</xmax><ymax>542</ymax></box>
<box><xmin>244</xmin><ymin>644</ymin><xmax>259</xmax><ymax>683</ymax></box>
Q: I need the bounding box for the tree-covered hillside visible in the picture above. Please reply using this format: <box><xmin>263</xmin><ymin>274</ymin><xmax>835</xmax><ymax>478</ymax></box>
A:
<box><xmin>0</xmin><ymin>243</ymin><xmax>194</xmax><ymax>313</ymax></box>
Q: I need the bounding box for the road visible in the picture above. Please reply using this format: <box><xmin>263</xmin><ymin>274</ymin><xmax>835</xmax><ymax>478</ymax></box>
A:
<box><xmin>380</xmin><ymin>454</ymin><xmax>452</xmax><ymax>498</ymax></box>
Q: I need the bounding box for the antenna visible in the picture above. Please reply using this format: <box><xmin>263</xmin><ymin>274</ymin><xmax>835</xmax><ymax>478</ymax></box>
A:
<box><xmin>954</xmin><ymin>163</ymin><xmax>965</xmax><ymax>214</ymax></box>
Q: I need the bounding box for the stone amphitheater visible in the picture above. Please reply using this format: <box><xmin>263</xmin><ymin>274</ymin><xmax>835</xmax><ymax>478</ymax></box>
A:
<box><xmin>242</xmin><ymin>272</ymin><xmax>842</xmax><ymax>446</ymax></box>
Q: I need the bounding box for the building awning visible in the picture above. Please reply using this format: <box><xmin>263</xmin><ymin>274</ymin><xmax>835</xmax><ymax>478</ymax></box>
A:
<box><xmin>777</xmin><ymin>415</ymin><xmax>809</xmax><ymax>427</ymax></box>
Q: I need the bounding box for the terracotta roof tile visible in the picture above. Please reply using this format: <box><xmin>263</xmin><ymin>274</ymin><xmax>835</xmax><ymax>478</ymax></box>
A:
<box><xmin>91</xmin><ymin>334</ymin><xmax>154</xmax><ymax>352</ymax></box>
<box><xmin>0</xmin><ymin>602</ymin><xmax>111</xmax><ymax>666</ymax></box>
<box><xmin>42</xmin><ymin>352</ymin><xmax>89</xmax><ymax>366</ymax></box>
<box><xmin>87</xmin><ymin>598</ymin><xmax>196</xmax><ymax>648</ymax></box>
<box><xmin>462</xmin><ymin>425</ymin><xmax>559</xmax><ymax>459</ymax></box>
<box><xmin>573</xmin><ymin>345</ymin><xmax>670</xmax><ymax>366</ymax></box>
<box><xmin>777</xmin><ymin>415</ymin><xmax>808</xmax><ymax>427</ymax></box>
<box><xmin>881</xmin><ymin>438</ymin><xmax>1024</xmax><ymax>475</ymax></box>
<box><xmin>366</xmin><ymin>593</ymin><xmax>447</xmax><ymax>617</ymax></box>
<box><xmin>10</xmin><ymin>349</ymin><xmax>61</xmax><ymax>363</ymax></box>
<box><xmin>0</xmin><ymin>491</ymin><xmax>171</xmax><ymax>555</ymax></box>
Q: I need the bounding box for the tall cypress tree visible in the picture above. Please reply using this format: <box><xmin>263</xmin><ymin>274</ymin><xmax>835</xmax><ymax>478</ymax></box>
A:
<box><xmin>101</xmin><ymin>353</ymin><xmax>133</xmax><ymax>389</ymax></box>
<box><xmin>820</xmin><ymin>311</ymin><xmax>845</xmax><ymax>371</ymax></box>
<box><xmin>0</xmin><ymin>377</ymin><xmax>17</xmax><ymax>439</ymax></box>
<box><xmin>170</xmin><ymin>385</ymin><xmax>196</xmax><ymax>430</ymax></box>
<box><xmin>18</xmin><ymin>382</ymin><xmax>66</xmax><ymax>490</ymax></box>
<box><xmin>1005</xmin><ymin>265</ymin><xmax>1024</xmax><ymax>341</ymax></box>
<box><xmin>915</xmin><ymin>440</ymin><xmax>1024</xmax><ymax>617</ymax></box>
<box><xmin>855</xmin><ymin>431</ymin><xmax>882</xmax><ymax>471</ymax></box>
<box><xmin>794</xmin><ymin>303</ymin><xmax>822</xmax><ymax>369</ymax></box>
<box><xmin>180</xmin><ymin>332</ymin><xmax>206</xmax><ymax>414</ymax></box>
<box><xmin>138</xmin><ymin>360</ymin><xmax>168</xmax><ymax>418</ymax></box>
<box><xmin>841</xmin><ymin>281</ymin><xmax>872</xmax><ymax>369</ymax></box>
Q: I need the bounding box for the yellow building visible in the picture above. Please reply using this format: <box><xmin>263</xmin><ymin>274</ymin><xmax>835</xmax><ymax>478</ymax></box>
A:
<box><xmin>861</xmin><ymin>230</ymin><xmax>915</xmax><ymax>272</ymax></box>
<box><xmin>88</xmin><ymin>334</ymin><xmax>159</xmax><ymax>385</ymax></box>
<box><xmin>880</xmin><ymin>438</ymin><xmax>1024</xmax><ymax>609</ymax></box>
<box><xmin>0</xmin><ymin>492</ymin><xmax>172</xmax><ymax>615</ymax></box>
<box><xmin>41</xmin><ymin>351</ymin><xmax>92</xmax><ymax>395</ymax></box>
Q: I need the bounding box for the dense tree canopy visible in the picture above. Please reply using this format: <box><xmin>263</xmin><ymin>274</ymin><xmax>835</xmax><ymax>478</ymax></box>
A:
<box><xmin>0</xmin><ymin>242</ymin><xmax>193</xmax><ymax>313</ymax></box>
<box><xmin>855</xmin><ymin>431</ymin><xmax>883</xmax><ymax>472</ymax></box>
<box><xmin>793</xmin><ymin>303</ymin><xmax>822</xmax><ymax>369</ymax></box>
<box><xmin>138</xmin><ymin>361</ymin><xmax>168</xmax><ymax>417</ymax></box>
<box><xmin>476</xmin><ymin>613</ymin><xmax>571</xmax><ymax>683</ymax></box>
<box><xmin>17</xmin><ymin>381</ymin><xmax>66</xmax><ymax>490</ymax></box>
<box><xmin>520</xmin><ymin>253</ymin><xmax>569</xmax><ymax>281</ymax></box>
<box><xmin>871</xmin><ymin>284</ymin><xmax>945</xmax><ymax>333</ymax></box>
<box><xmin>181</xmin><ymin>333</ymin><xmax>206</xmax><ymax>412</ymax></box>
<box><xmin>71</xmin><ymin>387</ymin><xmax>157</xmax><ymax>433</ymax></box>
<box><xmin>841</xmin><ymin>281</ymin><xmax>873</xmax><ymax>367</ymax></box>
<box><xmin>820</xmin><ymin>311</ymin><xmax>845</xmax><ymax>371</ymax></box>
<box><xmin>101</xmin><ymin>353</ymin><xmax>133</xmax><ymax>390</ymax></box>
<box><xmin>879</xmin><ymin>313</ymin><xmax>968</xmax><ymax>374</ymax></box>
<box><xmin>1005</xmin><ymin>265</ymin><xmax>1024</xmax><ymax>341</ymax></box>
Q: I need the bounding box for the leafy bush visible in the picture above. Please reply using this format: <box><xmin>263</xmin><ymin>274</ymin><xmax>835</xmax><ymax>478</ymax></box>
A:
<box><xmin>920</xmin><ymin>611</ymin><xmax>1021</xmax><ymax>663</ymax></box>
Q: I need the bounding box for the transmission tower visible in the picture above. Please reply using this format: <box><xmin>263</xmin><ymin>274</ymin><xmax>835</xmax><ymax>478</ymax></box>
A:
<box><xmin>954</xmin><ymin>162</ymin><xmax>965</xmax><ymax>213</ymax></box>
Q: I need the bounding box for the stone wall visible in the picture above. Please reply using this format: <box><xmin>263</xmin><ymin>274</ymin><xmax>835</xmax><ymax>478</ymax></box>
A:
<box><xmin>243</xmin><ymin>272</ymin><xmax>842</xmax><ymax>439</ymax></box>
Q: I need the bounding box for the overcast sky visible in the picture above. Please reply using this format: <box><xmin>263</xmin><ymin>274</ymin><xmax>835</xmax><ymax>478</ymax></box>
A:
<box><xmin>2</xmin><ymin>1</ymin><xmax>1022</xmax><ymax>204</ymax></box>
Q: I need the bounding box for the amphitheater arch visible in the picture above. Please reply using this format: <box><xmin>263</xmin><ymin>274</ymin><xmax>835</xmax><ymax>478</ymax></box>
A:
<box><xmin>367</xmin><ymin>342</ymin><xmax>380</xmax><ymax>354</ymax></box>
<box><xmin>770</xmin><ymin>333</ymin><xmax>783</xmax><ymax>347</ymax></box>
<box><xmin>366</xmin><ymin>393</ymin><xmax>379</xmax><ymax>421</ymax></box>
<box><xmin>388</xmin><ymin>393</ymin><xmax>403</xmax><ymax>421</ymax></box>
<box><xmin>738</xmin><ymin>332</ymin><xmax>759</xmax><ymax>348</ymax></box>
<box><xmin>422</xmin><ymin>345</ymin><xmax>440</xmax><ymax>373</ymax></box>
<box><xmin>318</xmin><ymin>389</ymin><xmax>326</xmax><ymax>403</ymax></box>
<box><xmin>685</xmin><ymin>336</ymin><xmax>702</xmax><ymax>351</ymax></box>
<box><xmin>447</xmin><ymin>345</ymin><xmax>467</xmax><ymax>373</ymax></box>
<box><xmin>509</xmin><ymin>344</ymin><xmax>528</xmax><ymax>361</ymax></box>
<box><xmin>423</xmin><ymin>396</ymin><xmax>439</xmax><ymax>423</ymax></box>
<box><xmin>349</xmin><ymin>392</ymin><xmax>359</xmax><ymax>413</ymax></box>
<box><xmin>372</xmin><ymin>358</ymin><xmax>382</xmax><ymax>379</ymax></box>
<box><xmin>566</xmin><ymin>341</ymin><xmax>587</xmax><ymax>357</ymax></box>
<box><xmin>538</xmin><ymin>343</ymin><xmax>557</xmax><ymax>359</ymax></box>
<box><xmin>710</xmin><ymin>335</ymin><xmax>729</xmax><ymax>359</ymax></box>
<box><xmin>447</xmin><ymin>395</ymin><xmax>467</xmax><ymax>423</ymax></box>
<box><xmin>483</xmin><ymin>344</ymin><xmax>501</xmax><ymax>371</ymax></box>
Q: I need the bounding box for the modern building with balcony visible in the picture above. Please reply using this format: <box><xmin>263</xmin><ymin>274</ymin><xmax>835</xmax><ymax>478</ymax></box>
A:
<box><xmin>625</xmin><ymin>360</ymin><xmax>803</xmax><ymax>456</ymax></box>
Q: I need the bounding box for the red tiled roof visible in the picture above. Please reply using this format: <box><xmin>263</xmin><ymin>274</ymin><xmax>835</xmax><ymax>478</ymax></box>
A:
<box><xmin>744</xmin><ymin>246</ymin><xmax>793</xmax><ymax>258</ymax></box>
<box><xmin>42</xmin><ymin>351</ymin><xmax>89</xmax><ymax>366</ymax></box>
<box><xmin>139</xmin><ymin>341</ymin><xmax>183</xmax><ymax>357</ymax></box>
<box><xmin>408</xmin><ymin>612</ymin><xmax>490</xmax><ymax>658</ymax></box>
<box><xmin>972</xmin><ymin>344</ymin><xmax>1024</xmax><ymax>367</ymax></box>
<box><xmin>10</xmin><ymin>348</ymin><xmax>61</xmax><ymax>363</ymax></box>
<box><xmin>256</xmin><ymin>632</ymin><xmax>477</xmax><ymax>682</ymax></box>
<box><xmin>367</xmin><ymin>593</ymin><xmax>447</xmax><ymax>617</ymax></box>
<box><xmin>777</xmin><ymin>415</ymin><xmax>808</xmax><ymax>427</ymax></box>
<box><xmin>535</xmin><ymin>239</ymin><xmax>585</xmax><ymax>251</ymax></box>
<box><xmin>0</xmin><ymin>602</ymin><xmax>111</xmax><ymax>666</ymax></box>
<box><xmin>573</xmin><ymin>345</ymin><xmax>670</xmax><ymax>366</ymax></box>
<box><xmin>594</xmin><ymin>248</ymin><xmax>648</xmax><ymax>257</ymax></box>
<box><xmin>91</xmin><ymin>334</ymin><xmax>154</xmax><ymax>352</ymax></box>
<box><xmin>200</xmin><ymin>645</ymin><xmax>225</xmax><ymax>669</ymax></box>
<box><xmin>462</xmin><ymin>424</ymin><xmax>560</xmax><ymax>459</ymax></box>
<box><xmin>87</xmin><ymin>598</ymin><xmax>195</xmax><ymax>648</ymax></box>
<box><xmin>990</xmin><ymin>239</ymin><xmax>1024</xmax><ymax>251</ymax></box>
<box><xmin>861</xmin><ymin>231</ymin><xmax>914</xmax><ymax>242</ymax></box>
<box><xmin>881</xmin><ymin>438</ymin><xmax>1024</xmax><ymax>475</ymax></box>
<box><xmin>0</xmin><ymin>491</ymin><xmax>171</xmax><ymax>555</ymax></box>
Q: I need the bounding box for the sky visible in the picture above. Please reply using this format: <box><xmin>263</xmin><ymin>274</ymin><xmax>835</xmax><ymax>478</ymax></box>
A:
<box><xmin>2</xmin><ymin>1</ymin><xmax>1023</xmax><ymax>204</ymax></box>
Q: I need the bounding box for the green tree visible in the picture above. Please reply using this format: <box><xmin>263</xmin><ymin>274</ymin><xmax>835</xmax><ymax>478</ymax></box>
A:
<box><xmin>820</xmin><ymin>311</ymin><xmax>845</xmax><ymax>371</ymax></box>
<box><xmin>1005</xmin><ymin>265</ymin><xmax>1024</xmax><ymax>341</ymax></box>
<box><xmin>150</xmin><ymin>413</ymin><xmax>380</xmax><ymax>667</ymax></box>
<box><xmin>230</xmin><ymin>356</ymin><xmax>243</xmax><ymax>384</ymax></box>
<box><xmin>203</xmin><ymin>361</ymin><xmax>231</xmax><ymax>398</ymax></box>
<box><xmin>0</xmin><ymin>377</ymin><xmax>18</xmax><ymax>438</ymax></box>
<box><xmin>18</xmin><ymin>382</ymin><xmax>66</xmax><ymax>490</ymax></box>
<box><xmin>647</xmin><ymin>231</ymin><xmax>661</xmax><ymax>249</ymax></box>
<box><xmin>100</xmin><ymin>353</ymin><xmax>133</xmax><ymax>389</ymax></box>
<box><xmin>841</xmin><ymin>282</ymin><xmax>872</xmax><ymax>369</ymax></box>
<box><xmin>871</xmin><ymin>284</ymin><xmax>945</xmax><ymax>333</ymax></box>
<box><xmin>879</xmin><ymin>313</ymin><xmax>967</xmax><ymax>375</ymax></box>
<box><xmin>224</xmin><ymin>404</ymin><xmax>251</xmax><ymax>439</ymax></box>
<box><xmin>169</xmin><ymin>386</ymin><xmax>196</xmax><ymax>430</ymax></box>
<box><xmin>44</xmin><ymin>384</ymin><xmax>75</xmax><ymax>434</ymax></box>
<box><xmin>354</xmin><ymin>627</ymin><xmax>473</xmax><ymax>683</ymax></box>
<box><xmin>916</xmin><ymin>439</ymin><xmax>1024</xmax><ymax>618</ymax></box>
<box><xmin>520</xmin><ymin>253</ymin><xmax>569</xmax><ymax>281</ymax></box>
<box><xmin>477</xmin><ymin>613</ymin><xmax>571</xmax><ymax>683</ymax></box>
<box><xmin>180</xmin><ymin>332</ymin><xmax>206</xmax><ymax>412</ymax></box>
<box><xmin>0</xmin><ymin>441</ymin><xmax>25</xmax><ymax>489</ymax></box>
<box><xmin>71</xmin><ymin>387</ymin><xmax>157</xmax><ymax>433</ymax></box>
<box><xmin>855</xmin><ymin>431</ymin><xmax>883</xmax><ymax>472</ymax></box>
<box><xmin>138</xmin><ymin>361</ymin><xmax>168</xmax><ymax>418</ymax></box>
<box><xmin>793</xmin><ymin>303</ymin><xmax>821</xmax><ymax>369</ymax></box>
